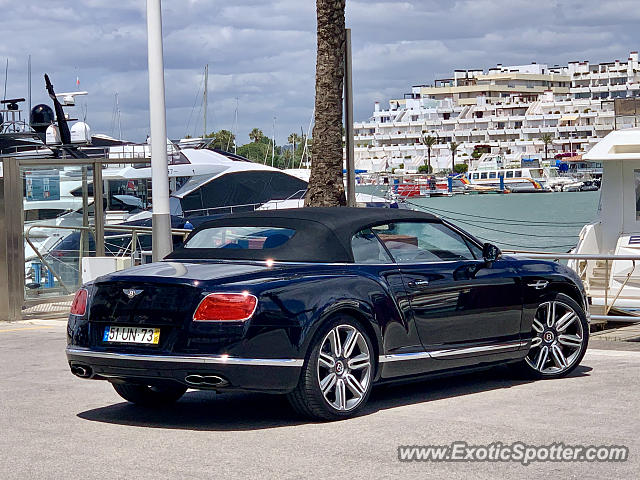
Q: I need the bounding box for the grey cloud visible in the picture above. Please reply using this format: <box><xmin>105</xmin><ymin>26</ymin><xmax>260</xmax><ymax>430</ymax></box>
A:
<box><xmin>0</xmin><ymin>0</ymin><xmax>637</xmax><ymax>144</ymax></box>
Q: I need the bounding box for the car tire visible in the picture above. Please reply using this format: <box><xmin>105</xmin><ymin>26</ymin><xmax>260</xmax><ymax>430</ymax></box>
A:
<box><xmin>515</xmin><ymin>292</ymin><xmax>589</xmax><ymax>379</ymax></box>
<box><xmin>112</xmin><ymin>382</ymin><xmax>187</xmax><ymax>406</ymax></box>
<box><xmin>287</xmin><ymin>315</ymin><xmax>375</xmax><ymax>421</ymax></box>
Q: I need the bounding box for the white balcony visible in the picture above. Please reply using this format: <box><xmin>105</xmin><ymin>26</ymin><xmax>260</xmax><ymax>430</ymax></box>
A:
<box><xmin>571</xmin><ymin>86</ymin><xmax>591</xmax><ymax>94</ymax></box>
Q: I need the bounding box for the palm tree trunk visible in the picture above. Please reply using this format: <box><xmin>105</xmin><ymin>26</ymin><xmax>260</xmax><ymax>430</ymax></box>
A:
<box><xmin>427</xmin><ymin>147</ymin><xmax>431</xmax><ymax>173</ymax></box>
<box><xmin>305</xmin><ymin>0</ymin><xmax>347</xmax><ymax>207</ymax></box>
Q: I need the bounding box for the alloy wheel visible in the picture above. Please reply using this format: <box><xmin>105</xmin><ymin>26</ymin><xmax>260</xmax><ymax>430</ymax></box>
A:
<box><xmin>317</xmin><ymin>324</ymin><xmax>372</xmax><ymax>412</ymax></box>
<box><xmin>525</xmin><ymin>301</ymin><xmax>585</xmax><ymax>375</ymax></box>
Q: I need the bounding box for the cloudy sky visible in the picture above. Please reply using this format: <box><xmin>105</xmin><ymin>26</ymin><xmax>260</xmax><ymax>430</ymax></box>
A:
<box><xmin>1</xmin><ymin>0</ymin><xmax>639</xmax><ymax>145</ymax></box>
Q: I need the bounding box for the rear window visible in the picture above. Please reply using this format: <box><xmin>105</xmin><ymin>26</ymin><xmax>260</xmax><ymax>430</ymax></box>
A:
<box><xmin>184</xmin><ymin>226</ymin><xmax>296</xmax><ymax>250</ymax></box>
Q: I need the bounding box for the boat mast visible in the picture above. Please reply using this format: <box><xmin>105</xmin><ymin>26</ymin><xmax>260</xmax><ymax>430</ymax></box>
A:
<box><xmin>27</xmin><ymin>55</ymin><xmax>31</xmax><ymax>116</ymax></box>
<box><xmin>271</xmin><ymin>115</ymin><xmax>276</xmax><ymax>167</ymax></box>
<box><xmin>233</xmin><ymin>96</ymin><xmax>238</xmax><ymax>154</ymax></box>
<box><xmin>203</xmin><ymin>64</ymin><xmax>208</xmax><ymax>138</ymax></box>
<box><xmin>3</xmin><ymin>58</ymin><xmax>8</xmax><ymax>102</ymax></box>
<box><xmin>116</xmin><ymin>92</ymin><xmax>122</xmax><ymax>140</ymax></box>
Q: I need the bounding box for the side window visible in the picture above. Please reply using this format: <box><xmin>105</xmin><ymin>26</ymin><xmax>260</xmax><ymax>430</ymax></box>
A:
<box><xmin>506</xmin><ymin>170</ymin><xmax>514</xmax><ymax>178</ymax></box>
<box><xmin>480</xmin><ymin>172</ymin><xmax>487</xmax><ymax>179</ymax></box>
<box><xmin>372</xmin><ymin>222</ymin><xmax>475</xmax><ymax>263</ymax></box>
<box><xmin>489</xmin><ymin>171</ymin><xmax>497</xmax><ymax>179</ymax></box>
<box><xmin>351</xmin><ymin>229</ymin><xmax>392</xmax><ymax>264</ymax></box>
<box><xmin>465</xmin><ymin>239</ymin><xmax>484</xmax><ymax>260</ymax></box>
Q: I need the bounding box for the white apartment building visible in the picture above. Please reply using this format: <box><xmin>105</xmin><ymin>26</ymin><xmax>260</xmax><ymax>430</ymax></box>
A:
<box><xmin>353</xmin><ymin>51</ymin><xmax>640</xmax><ymax>172</ymax></box>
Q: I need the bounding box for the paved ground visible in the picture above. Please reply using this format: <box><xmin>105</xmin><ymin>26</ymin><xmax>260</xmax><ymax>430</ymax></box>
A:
<box><xmin>1</xmin><ymin>321</ymin><xmax>638</xmax><ymax>480</ymax></box>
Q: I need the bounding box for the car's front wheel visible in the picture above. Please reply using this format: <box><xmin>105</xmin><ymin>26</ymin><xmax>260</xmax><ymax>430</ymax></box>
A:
<box><xmin>288</xmin><ymin>316</ymin><xmax>374</xmax><ymax>421</ymax></box>
<box><xmin>518</xmin><ymin>292</ymin><xmax>589</xmax><ymax>379</ymax></box>
<box><xmin>112</xmin><ymin>382</ymin><xmax>187</xmax><ymax>406</ymax></box>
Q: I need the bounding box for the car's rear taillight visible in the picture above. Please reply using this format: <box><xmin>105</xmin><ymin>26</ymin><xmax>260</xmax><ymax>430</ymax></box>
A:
<box><xmin>70</xmin><ymin>288</ymin><xmax>88</xmax><ymax>316</ymax></box>
<box><xmin>193</xmin><ymin>292</ymin><xmax>258</xmax><ymax>322</ymax></box>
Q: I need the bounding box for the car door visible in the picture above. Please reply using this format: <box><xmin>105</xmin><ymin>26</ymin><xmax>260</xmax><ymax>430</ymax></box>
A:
<box><xmin>350</xmin><ymin>228</ymin><xmax>422</xmax><ymax>356</ymax></box>
<box><xmin>371</xmin><ymin>221</ymin><xmax>523</xmax><ymax>360</ymax></box>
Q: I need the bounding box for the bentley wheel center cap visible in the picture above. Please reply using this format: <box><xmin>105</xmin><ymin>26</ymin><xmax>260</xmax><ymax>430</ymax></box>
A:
<box><xmin>543</xmin><ymin>331</ymin><xmax>555</xmax><ymax>343</ymax></box>
<box><xmin>335</xmin><ymin>361</ymin><xmax>345</xmax><ymax>375</ymax></box>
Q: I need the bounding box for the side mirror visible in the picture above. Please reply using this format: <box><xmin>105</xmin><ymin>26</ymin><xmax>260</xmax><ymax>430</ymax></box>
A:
<box><xmin>482</xmin><ymin>243</ymin><xmax>502</xmax><ymax>263</ymax></box>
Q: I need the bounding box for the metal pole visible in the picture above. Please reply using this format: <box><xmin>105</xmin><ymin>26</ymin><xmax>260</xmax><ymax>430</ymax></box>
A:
<box><xmin>1</xmin><ymin>157</ymin><xmax>24</xmax><ymax>321</ymax></box>
<box><xmin>79</xmin><ymin>166</ymin><xmax>89</xmax><ymax>261</ymax></box>
<box><xmin>146</xmin><ymin>0</ymin><xmax>173</xmax><ymax>261</ymax></box>
<box><xmin>344</xmin><ymin>28</ymin><xmax>356</xmax><ymax>207</ymax></box>
<box><xmin>92</xmin><ymin>159</ymin><xmax>105</xmax><ymax>257</ymax></box>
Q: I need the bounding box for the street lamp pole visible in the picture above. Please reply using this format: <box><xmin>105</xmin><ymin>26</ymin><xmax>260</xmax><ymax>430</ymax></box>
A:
<box><xmin>146</xmin><ymin>0</ymin><xmax>172</xmax><ymax>261</ymax></box>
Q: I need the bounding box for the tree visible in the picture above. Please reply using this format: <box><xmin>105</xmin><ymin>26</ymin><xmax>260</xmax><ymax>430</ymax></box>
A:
<box><xmin>305</xmin><ymin>0</ymin><xmax>347</xmax><ymax>207</ymax></box>
<box><xmin>449</xmin><ymin>141</ymin><xmax>460</xmax><ymax>171</ymax></box>
<box><xmin>421</xmin><ymin>134</ymin><xmax>437</xmax><ymax>174</ymax></box>
<box><xmin>453</xmin><ymin>163</ymin><xmax>468</xmax><ymax>174</ymax></box>
<box><xmin>541</xmin><ymin>133</ymin><xmax>553</xmax><ymax>161</ymax></box>
<box><xmin>205</xmin><ymin>129</ymin><xmax>235</xmax><ymax>152</ymax></box>
<box><xmin>288</xmin><ymin>133</ymin><xmax>302</xmax><ymax>146</ymax></box>
<box><xmin>249</xmin><ymin>128</ymin><xmax>264</xmax><ymax>143</ymax></box>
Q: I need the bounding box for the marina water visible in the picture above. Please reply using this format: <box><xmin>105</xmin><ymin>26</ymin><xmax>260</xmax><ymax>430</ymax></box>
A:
<box><xmin>357</xmin><ymin>187</ymin><xmax>600</xmax><ymax>252</ymax></box>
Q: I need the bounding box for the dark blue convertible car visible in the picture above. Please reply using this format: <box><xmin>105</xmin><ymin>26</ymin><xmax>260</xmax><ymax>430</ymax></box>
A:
<box><xmin>67</xmin><ymin>208</ymin><xmax>589</xmax><ymax>420</ymax></box>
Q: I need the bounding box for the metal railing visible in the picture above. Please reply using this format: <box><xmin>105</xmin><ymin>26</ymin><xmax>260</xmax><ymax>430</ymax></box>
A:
<box><xmin>24</xmin><ymin>223</ymin><xmax>191</xmax><ymax>296</ymax></box>
<box><xmin>506</xmin><ymin>250</ymin><xmax>640</xmax><ymax>323</ymax></box>
<box><xmin>182</xmin><ymin>189</ymin><xmax>308</xmax><ymax>217</ymax></box>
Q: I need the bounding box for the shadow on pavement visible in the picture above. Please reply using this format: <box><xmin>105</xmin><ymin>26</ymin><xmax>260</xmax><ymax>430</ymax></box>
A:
<box><xmin>77</xmin><ymin>365</ymin><xmax>592</xmax><ymax>431</ymax></box>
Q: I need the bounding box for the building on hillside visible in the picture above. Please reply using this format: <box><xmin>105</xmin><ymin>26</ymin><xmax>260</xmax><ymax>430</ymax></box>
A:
<box><xmin>353</xmin><ymin>51</ymin><xmax>640</xmax><ymax>173</ymax></box>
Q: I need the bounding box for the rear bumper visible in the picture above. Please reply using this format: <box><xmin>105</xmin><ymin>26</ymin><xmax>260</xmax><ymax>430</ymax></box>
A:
<box><xmin>66</xmin><ymin>347</ymin><xmax>303</xmax><ymax>393</ymax></box>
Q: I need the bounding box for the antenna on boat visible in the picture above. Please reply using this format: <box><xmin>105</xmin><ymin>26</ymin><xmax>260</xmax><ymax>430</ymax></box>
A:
<box><xmin>45</xmin><ymin>73</ymin><xmax>71</xmax><ymax>145</ymax></box>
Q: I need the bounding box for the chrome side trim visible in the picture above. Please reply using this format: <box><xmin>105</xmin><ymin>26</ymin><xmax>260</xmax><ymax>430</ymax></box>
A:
<box><xmin>378</xmin><ymin>351</ymin><xmax>431</xmax><ymax>363</ymax></box>
<box><xmin>429</xmin><ymin>341</ymin><xmax>527</xmax><ymax>358</ymax></box>
<box><xmin>378</xmin><ymin>341</ymin><xmax>526</xmax><ymax>363</ymax></box>
<box><xmin>66</xmin><ymin>347</ymin><xmax>304</xmax><ymax>367</ymax></box>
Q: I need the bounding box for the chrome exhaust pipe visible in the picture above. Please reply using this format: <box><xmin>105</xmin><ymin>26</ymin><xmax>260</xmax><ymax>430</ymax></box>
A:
<box><xmin>184</xmin><ymin>374</ymin><xmax>229</xmax><ymax>387</ymax></box>
<box><xmin>71</xmin><ymin>365</ymin><xmax>92</xmax><ymax>378</ymax></box>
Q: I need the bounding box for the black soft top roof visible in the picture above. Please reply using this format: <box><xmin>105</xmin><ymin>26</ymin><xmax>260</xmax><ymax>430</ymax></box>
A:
<box><xmin>167</xmin><ymin>207</ymin><xmax>440</xmax><ymax>263</ymax></box>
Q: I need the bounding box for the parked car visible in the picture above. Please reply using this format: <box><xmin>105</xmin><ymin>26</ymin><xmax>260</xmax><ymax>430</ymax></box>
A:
<box><xmin>66</xmin><ymin>208</ymin><xmax>589</xmax><ymax>420</ymax></box>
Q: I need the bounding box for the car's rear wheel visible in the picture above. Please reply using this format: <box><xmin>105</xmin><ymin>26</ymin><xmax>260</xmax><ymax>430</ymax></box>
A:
<box><xmin>287</xmin><ymin>316</ymin><xmax>374</xmax><ymax>421</ymax></box>
<box><xmin>518</xmin><ymin>292</ymin><xmax>589</xmax><ymax>379</ymax></box>
<box><xmin>112</xmin><ymin>382</ymin><xmax>187</xmax><ymax>406</ymax></box>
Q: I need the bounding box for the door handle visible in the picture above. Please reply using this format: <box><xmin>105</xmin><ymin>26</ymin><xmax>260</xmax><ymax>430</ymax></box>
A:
<box><xmin>408</xmin><ymin>279</ymin><xmax>430</xmax><ymax>288</ymax></box>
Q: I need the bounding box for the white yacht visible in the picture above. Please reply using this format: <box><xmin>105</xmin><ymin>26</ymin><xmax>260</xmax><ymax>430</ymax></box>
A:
<box><xmin>570</xmin><ymin>128</ymin><xmax>640</xmax><ymax>312</ymax></box>
<box><xmin>102</xmin><ymin>146</ymin><xmax>308</xmax><ymax>222</ymax></box>
<box><xmin>466</xmin><ymin>155</ymin><xmax>550</xmax><ymax>192</ymax></box>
